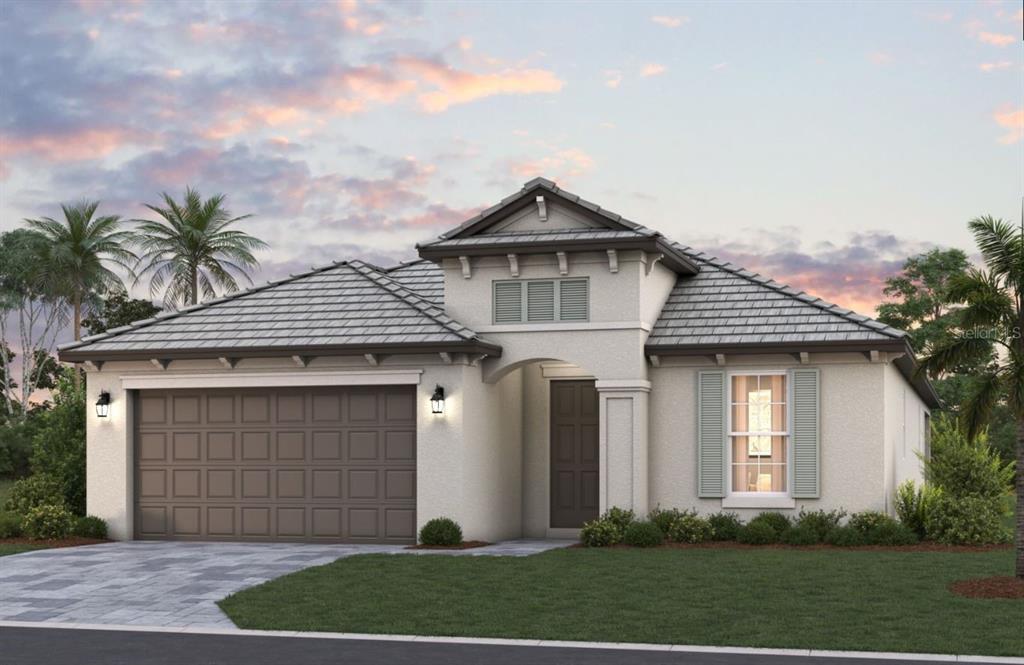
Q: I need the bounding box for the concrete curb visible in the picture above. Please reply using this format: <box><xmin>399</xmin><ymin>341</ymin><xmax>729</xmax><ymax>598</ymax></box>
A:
<box><xmin>1</xmin><ymin>620</ymin><xmax>1021</xmax><ymax>663</ymax></box>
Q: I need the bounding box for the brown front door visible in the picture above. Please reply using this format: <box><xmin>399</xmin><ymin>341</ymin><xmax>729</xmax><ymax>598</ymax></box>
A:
<box><xmin>133</xmin><ymin>386</ymin><xmax>416</xmax><ymax>543</ymax></box>
<box><xmin>550</xmin><ymin>380</ymin><xmax>599</xmax><ymax>528</ymax></box>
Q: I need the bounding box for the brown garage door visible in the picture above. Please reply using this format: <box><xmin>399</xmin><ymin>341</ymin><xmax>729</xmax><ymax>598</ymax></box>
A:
<box><xmin>134</xmin><ymin>386</ymin><xmax>416</xmax><ymax>543</ymax></box>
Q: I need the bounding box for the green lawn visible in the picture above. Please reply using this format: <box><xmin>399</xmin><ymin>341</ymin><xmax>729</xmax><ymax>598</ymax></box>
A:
<box><xmin>219</xmin><ymin>547</ymin><xmax>1024</xmax><ymax>657</ymax></box>
<box><xmin>0</xmin><ymin>543</ymin><xmax>48</xmax><ymax>557</ymax></box>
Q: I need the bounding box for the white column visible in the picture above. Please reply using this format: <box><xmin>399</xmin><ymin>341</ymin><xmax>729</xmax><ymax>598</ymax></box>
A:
<box><xmin>596</xmin><ymin>379</ymin><xmax>650</xmax><ymax>516</ymax></box>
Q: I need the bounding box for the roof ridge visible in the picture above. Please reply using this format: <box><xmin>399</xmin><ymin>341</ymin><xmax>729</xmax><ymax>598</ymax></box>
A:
<box><xmin>347</xmin><ymin>260</ymin><xmax>478</xmax><ymax>341</ymax></box>
<box><xmin>670</xmin><ymin>243</ymin><xmax>905</xmax><ymax>340</ymax></box>
<box><xmin>58</xmin><ymin>261</ymin><xmax>351</xmax><ymax>352</ymax></box>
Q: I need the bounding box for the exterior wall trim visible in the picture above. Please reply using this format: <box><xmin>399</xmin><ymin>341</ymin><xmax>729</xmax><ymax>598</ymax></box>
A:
<box><xmin>477</xmin><ymin>321</ymin><xmax>651</xmax><ymax>333</ymax></box>
<box><xmin>595</xmin><ymin>379</ymin><xmax>651</xmax><ymax>393</ymax></box>
<box><xmin>120</xmin><ymin>370</ymin><xmax>424</xmax><ymax>390</ymax></box>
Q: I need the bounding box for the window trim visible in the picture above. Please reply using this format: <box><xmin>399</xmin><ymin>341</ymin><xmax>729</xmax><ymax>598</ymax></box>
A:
<box><xmin>492</xmin><ymin>277</ymin><xmax>590</xmax><ymax>325</ymax></box>
<box><xmin>726</xmin><ymin>369</ymin><xmax>791</xmax><ymax>498</ymax></box>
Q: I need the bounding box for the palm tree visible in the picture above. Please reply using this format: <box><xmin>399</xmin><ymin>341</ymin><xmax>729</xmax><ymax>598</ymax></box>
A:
<box><xmin>25</xmin><ymin>201</ymin><xmax>137</xmax><ymax>343</ymax></box>
<box><xmin>920</xmin><ymin>215</ymin><xmax>1024</xmax><ymax>579</ymax></box>
<box><xmin>134</xmin><ymin>188</ymin><xmax>267</xmax><ymax>307</ymax></box>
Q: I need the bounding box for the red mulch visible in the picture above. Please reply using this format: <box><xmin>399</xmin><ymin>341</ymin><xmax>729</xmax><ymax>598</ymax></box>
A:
<box><xmin>949</xmin><ymin>576</ymin><xmax>1024</xmax><ymax>599</ymax></box>
<box><xmin>405</xmin><ymin>540</ymin><xmax>491</xmax><ymax>550</ymax></box>
<box><xmin>0</xmin><ymin>537</ymin><xmax>109</xmax><ymax>549</ymax></box>
<box><xmin>571</xmin><ymin>541</ymin><xmax>1012</xmax><ymax>553</ymax></box>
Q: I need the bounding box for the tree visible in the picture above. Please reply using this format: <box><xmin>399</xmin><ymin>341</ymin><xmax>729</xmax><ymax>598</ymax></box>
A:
<box><xmin>919</xmin><ymin>215</ymin><xmax>1024</xmax><ymax>579</ymax></box>
<box><xmin>29</xmin><ymin>367</ymin><xmax>86</xmax><ymax>514</ymax></box>
<box><xmin>25</xmin><ymin>201</ymin><xmax>137</xmax><ymax>344</ymax></box>
<box><xmin>133</xmin><ymin>188</ymin><xmax>266</xmax><ymax>307</ymax></box>
<box><xmin>82</xmin><ymin>292</ymin><xmax>162</xmax><ymax>337</ymax></box>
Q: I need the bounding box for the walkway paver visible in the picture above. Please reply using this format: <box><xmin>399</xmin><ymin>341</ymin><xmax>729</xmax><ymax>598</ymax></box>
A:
<box><xmin>0</xmin><ymin>540</ymin><xmax>574</xmax><ymax>629</ymax></box>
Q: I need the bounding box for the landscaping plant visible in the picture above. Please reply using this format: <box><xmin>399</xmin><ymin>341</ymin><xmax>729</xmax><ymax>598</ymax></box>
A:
<box><xmin>824</xmin><ymin>525</ymin><xmax>867</xmax><ymax>547</ymax></box>
<box><xmin>781</xmin><ymin>524</ymin><xmax>821</xmax><ymax>546</ymax></box>
<box><xmin>73</xmin><ymin>515</ymin><xmax>108</xmax><ymax>539</ymax></box>
<box><xmin>623</xmin><ymin>521</ymin><xmax>664</xmax><ymax>547</ymax></box>
<box><xmin>747</xmin><ymin>512</ymin><xmax>791</xmax><ymax>538</ymax></box>
<box><xmin>925</xmin><ymin>493</ymin><xmax>1010</xmax><ymax>545</ymax></box>
<box><xmin>737</xmin><ymin>521</ymin><xmax>779</xmax><ymax>545</ymax></box>
<box><xmin>666</xmin><ymin>512</ymin><xmax>712</xmax><ymax>544</ymax></box>
<box><xmin>29</xmin><ymin>368</ymin><xmax>86</xmax><ymax>514</ymax></box>
<box><xmin>647</xmin><ymin>506</ymin><xmax>684</xmax><ymax>534</ymax></box>
<box><xmin>794</xmin><ymin>508</ymin><xmax>846</xmax><ymax>542</ymax></box>
<box><xmin>0</xmin><ymin>511</ymin><xmax>22</xmax><ymax>538</ymax></box>
<box><xmin>895</xmin><ymin>480</ymin><xmax>939</xmax><ymax>539</ymax></box>
<box><xmin>2</xmin><ymin>474</ymin><xmax>63</xmax><ymax>515</ymax></box>
<box><xmin>22</xmin><ymin>504</ymin><xmax>73</xmax><ymax>539</ymax></box>
<box><xmin>580</xmin><ymin>516</ymin><xmax>623</xmax><ymax>547</ymax></box>
<box><xmin>707</xmin><ymin>512</ymin><xmax>743</xmax><ymax>541</ymax></box>
<box><xmin>418</xmin><ymin>517</ymin><xmax>463</xmax><ymax>546</ymax></box>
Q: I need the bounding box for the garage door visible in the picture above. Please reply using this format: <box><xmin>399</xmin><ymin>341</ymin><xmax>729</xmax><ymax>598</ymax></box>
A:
<box><xmin>133</xmin><ymin>386</ymin><xmax>416</xmax><ymax>543</ymax></box>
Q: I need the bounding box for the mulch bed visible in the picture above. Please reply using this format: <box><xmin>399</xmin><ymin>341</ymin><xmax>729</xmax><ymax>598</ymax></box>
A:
<box><xmin>572</xmin><ymin>541</ymin><xmax>1012</xmax><ymax>553</ymax></box>
<box><xmin>406</xmin><ymin>540</ymin><xmax>490</xmax><ymax>550</ymax></box>
<box><xmin>0</xmin><ymin>537</ymin><xmax>109</xmax><ymax>549</ymax></box>
<box><xmin>949</xmin><ymin>576</ymin><xmax>1024</xmax><ymax>599</ymax></box>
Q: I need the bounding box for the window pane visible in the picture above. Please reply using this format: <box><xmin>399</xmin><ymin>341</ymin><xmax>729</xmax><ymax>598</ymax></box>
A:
<box><xmin>732</xmin><ymin>376</ymin><xmax>752</xmax><ymax>401</ymax></box>
<box><xmin>768</xmin><ymin>374</ymin><xmax>786</xmax><ymax>402</ymax></box>
<box><xmin>731</xmin><ymin>405</ymin><xmax>748</xmax><ymax>432</ymax></box>
<box><xmin>732</xmin><ymin>463</ymin><xmax>787</xmax><ymax>492</ymax></box>
<box><xmin>772</xmin><ymin>403</ymin><xmax>785</xmax><ymax>431</ymax></box>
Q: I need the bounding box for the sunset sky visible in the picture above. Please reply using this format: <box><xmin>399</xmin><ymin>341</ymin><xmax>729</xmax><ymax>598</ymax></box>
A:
<box><xmin>1</xmin><ymin>0</ymin><xmax>1021</xmax><ymax>322</ymax></box>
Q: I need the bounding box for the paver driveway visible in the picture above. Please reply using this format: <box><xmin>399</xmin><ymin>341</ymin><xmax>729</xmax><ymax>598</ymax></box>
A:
<box><xmin>0</xmin><ymin>540</ymin><xmax>571</xmax><ymax>628</ymax></box>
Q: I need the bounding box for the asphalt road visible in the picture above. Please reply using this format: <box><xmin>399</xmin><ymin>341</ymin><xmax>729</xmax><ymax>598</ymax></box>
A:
<box><xmin>0</xmin><ymin>627</ymin><xmax>983</xmax><ymax>665</ymax></box>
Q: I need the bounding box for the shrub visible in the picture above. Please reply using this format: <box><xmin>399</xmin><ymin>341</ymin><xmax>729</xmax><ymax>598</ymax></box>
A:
<box><xmin>824</xmin><ymin>525</ymin><xmax>867</xmax><ymax>547</ymax></box>
<box><xmin>862</xmin><ymin>520</ymin><xmax>918</xmax><ymax>546</ymax></box>
<box><xmin>29</xmin><ymin>369</ymin><xmax>86</xmax><ymax>515</ymax></box>
<box><xmin>707</xmin><ymin>512</ymin><xmax>743</xmax><ymax>541</ymax></box>
<box><xmin>603</xmin><ymin>507</ymin><xmax>636</xmax><ymax>532</ymax></box>
<box><xmin>418</xmin><ymin>517</ymin><xmax>463</xmax><ymax>546</ymax></box>
<box><xmin>0</xmin><ymin>511</ymin><xmax>22</xmax><ymax>538</ymax></box>
<box><xmin>648</xmin><ymin>506</ymin><xmax>684</xmax><ymax>534</ymax></box>
<box><xmin>667</xmin><ymin>513</ymin><xmax>713</xmax><ymax>544</ymax></box>
<box><xmin>0</xmin><ymin>417</ymin><xmax>40</xmax><ymax>478</ymax></box>
<box><xmin>794</xmin><ymin>508</ymin><xmax>846</xmax><ymax>542</ymax></box>
<box><xmin>624</xmin><ymin>521</ymin><xmax>664</xmax><ymax>547</ymax></box>
<box><xmin>895</xmin><ymin>480</ymin><xmax>939</xmax><ymax>539</ymax></box>
<box><xmin>748</xmin><ymin>512</ymin><xmax>791</xmax><ymax>537</ymax></box>
<box><xmin>848</xmin><ymin>511</ymin><xmax>895</xmax><ymax>534</ymax></box>
<box><xmin>782</xmin><ymin>523</ymin><xmax>821</xmax><ymax>546</ymax></box>
<box><xmin>737</xmin><ymin>521</ymin><xmax>779</xmax><ymax>545</ymax></box>
<box><xmin>925</xmin><ymin>414</ymin><xmax>1015</xmax><ymax>501</ymax></box>
<box><xmin>73</xmin><ymin>515</ymin><xmax>108</xmax><ymax>539</ymax></box>
<box><xmin>924</xmin><ymin>493</ymin><xmax>1010</xmax><ymax>545</ymax></box>
<box><xmin>2</xmin><ymin>474</ymin><xmax>63</xmax><ymax>515</ymax></box>
<box><xmin>22</xmin><ymin>504</ymin><xmax>73</xmax><ymax>540</ymax></box>
<box><xmin>581</xmin><ymin>517</ymin><xmax>622</xmax><ymax>547</ymax></box>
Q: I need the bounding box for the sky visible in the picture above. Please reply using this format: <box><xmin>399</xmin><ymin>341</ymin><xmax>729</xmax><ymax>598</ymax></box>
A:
<box><xmin>0</xmin><ymin>0</ymin><xmax>1021</xmax><ymax>325</ymax></box>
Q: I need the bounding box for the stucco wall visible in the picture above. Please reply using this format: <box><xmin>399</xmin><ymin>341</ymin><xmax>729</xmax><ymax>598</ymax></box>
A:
<box><xmin>521</xmin><ymin>364</ymin><xmax>550</xmax><ymax>537</ymax></box>
<box><xmin>884</xmin><ymin>361</ymin><xmax>928</xmax><ymax>512</ymax></box>
<box><xmin>648</xmin><ymin>354</ymin><xmax>890</xmax><ymax>518</ymax></box>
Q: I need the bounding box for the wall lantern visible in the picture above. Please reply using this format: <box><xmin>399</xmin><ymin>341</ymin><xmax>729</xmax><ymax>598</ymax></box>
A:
<box><xmin>430</xmin><ymin>385</ymin><xmax>445</xmax><ymax>415</ymax></box>
<box><xmin>95</xmin><ymin>391</ymin><xmax>111</xmax><ymax>418</ymax></box>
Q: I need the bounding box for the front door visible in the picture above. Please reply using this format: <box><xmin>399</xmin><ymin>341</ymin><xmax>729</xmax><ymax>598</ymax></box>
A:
<box><xmin>550</xmin><ymin>380</ymin><xmax>599</xmax><ymax>528</ymax></box>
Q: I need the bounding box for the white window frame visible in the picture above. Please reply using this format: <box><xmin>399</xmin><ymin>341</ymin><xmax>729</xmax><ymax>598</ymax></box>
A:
<box><xmin>726</xmin><ymin>369</ymin><xmax>791</xmax><ymax>499</ymax></box>
<box><xmin>492</xmin><ymin>277</ymin><xmax>590</xmax><ymax>324</ymax></box>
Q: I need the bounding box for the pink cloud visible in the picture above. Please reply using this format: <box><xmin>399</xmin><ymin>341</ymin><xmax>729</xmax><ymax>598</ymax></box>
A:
<box><xmin>507</xmin><ymin>147</ymin><xmax>594</xmax><ymax>182</ymax></box>
<box><xmin>640</xmin><ymin>63</ymin><xmax>666</xmax><ymax>77</ymax></box>
<box><xmin>868</xmin><ymin>51</ymin><xmax>893</xmax><ymax>65</ymax></box>
<box><xmin>978</xmin><ymin>31</ymin><xmax>1015</xmax><ymax>46</ymax></box>
<box><xmin>993</xmin><ymin>105</ymin><xmax>1024</xmax><ymax>144</ymax></box>
<box><xmin>0</xmin><ymin>127</ymin><xmax>144</xmax><ymax>162</ymax></box>
<box><xmin>603</xmin><ymin>69</ymin><xmax>623</xmax><ymax>88</ymax></box>
<box><xmin>395</xmin><ymin>57</ymin><xmax>563</xmax><ymax>112</ymax></box>
<box><xmin>0</xmin><ymin>161</ymin><xmax>9</xmax><ymax>181</ymax></box>
<box><xmin>651</xmin><ymin>16</ymin><xmax>689</xmax><ymax>28</ymax></box>
<box><xmin>979</xmin><ymin>61</ymin><xmax>1013</xmax><ymax>71</ymax></box>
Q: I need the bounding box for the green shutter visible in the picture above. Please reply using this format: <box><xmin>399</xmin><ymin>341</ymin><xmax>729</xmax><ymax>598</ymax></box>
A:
<box><xmin>527</xmin><ymin>281</ymin><xmax>555</xmax><ymax>321</ymax></box>
<box><xmin>494</xmin><ymin>281</ymin><xmax>523</xmax><ymax>323</ymax></box>
<box><xmin>698</xmin><ymin>370</ymin><xmax>727</xmax><ymax>498</ymax></box>
<box><xmin>790</xmin><ymin>368</ymin><xmax>820</xmax><ymax>499</ymax></box>
<box><xmin>558</xmin><ymin>278</ymin><xmax>589</xmax><ymax>321</ymax></box>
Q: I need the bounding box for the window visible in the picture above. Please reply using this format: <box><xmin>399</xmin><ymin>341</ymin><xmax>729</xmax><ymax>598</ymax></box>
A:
<box><xmin>729</xmin><ymin>373</ymin><xmax>788</xmax><ymax>494</ymax></box>
<box><xmin>493</xmin><ymin>278</ymin><xmax>589</xmax><ymax>324</ymax></box>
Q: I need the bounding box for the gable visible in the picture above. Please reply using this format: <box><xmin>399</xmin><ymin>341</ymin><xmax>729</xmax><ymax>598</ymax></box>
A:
<box><xmin>483</xmin><ymin>198</ymin><xmax>605</xmax><ymax>234</ymax></box>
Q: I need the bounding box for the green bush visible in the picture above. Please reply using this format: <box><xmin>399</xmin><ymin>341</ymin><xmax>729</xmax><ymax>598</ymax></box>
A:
<box><xmin>924</xmin><ymin>493</ymin><xmax>1009</xmax><ymax>545</ymax></box>
<box><xmin>2</xmin><ymin>474</ymin><xmax>63</xmax><ymax>515</ymax></box>
<box><xmin>22</xmin><ymin>504</ymin><xmax>73</xmax><ymax>539</ymax></box>
<box><xmin>707</xmin><ymin>512</ymin><xmax>743</xmax><ymax>541</ymax></box>
<box><xmin>737</xmin><ymin>521</ymin><xmax>779</xmax><ymax>545</ymax></box>
<box><xmin>0</xmin><ymin>417</ymin><xmax>40</xmax><ymax>478</ymax></box>
<box><xmin>667</xmin><ymin>513</ymin><xmax>713</xmax><ymax>544</ymax></box>
<box><xmin>862</xmin><ymin>520</ymin><xmax>918</xmax><ymax>546</ymax></box>
<box><xmin>73</xmin><ymin>515</ymin><xmax>108</xmax><ymax>539</ymax></box>
<box><xmin>623</xmin><ymin>521</ymin><xmax>664</xmax><ymax>547</ymax></box>
<box><xmin>29</xmin><ymin>369</ymin><xmax>86</xmax><ymax>515</ymax></box>
<box><xmin>581</xmin><ymin>517</ymin><xmax>623</xmax><ymax>547</ymax></box>
<box><xmin>648</xmin><ymin>506</ymin><xmax>684</xmax><ymax>534</ymax></box>
<box><xmin>782</xmin><ymin>523</ymin><xmax>821</xmax><ymax>546</ymax></box>
<box><xmin>925</xmin><ymin>414</ymin><xmax>1014</xmax><ymax>501</ymax></box>
<box><xmin>794</xmin><ymin>508</ymin><xmax>846</xmax><ymax>541</ymax></box>
<box><xmin>603</xmin><ymin>507</ymin><xmax>636</xmax><ymax>532</ymax></box>
<box><xmin>895</xmin><ymin>480</ymin><xmax>939</xmax><ymax>539</ymax></box>
<box><xmin>418</xmin><ymin>517</ymin><xmax>463</xmax><ymax>546</ymax></box>
<box><xmin>0</xmin><ymin>511</ymin><xmax>22</xmax><ymax>537</ymax></box>
<box><xmin>748</xmin><ymin>512</ymin><xmax>791</xmax><ymax>537</ymax></box>
<box><xmin>848</xmin><ymin>510</ymin><xmax>894</xmax><ymax>534</ymax></box>
<box><xmin>824</xmin><ymin>525</ymin><xmax>867</xmax><ymax>547</ymax></box>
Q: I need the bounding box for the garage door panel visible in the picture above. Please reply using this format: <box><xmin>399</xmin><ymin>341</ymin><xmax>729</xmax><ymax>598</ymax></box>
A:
<box><xmin>172</xmin><ymin>396</ymin><xmax>200</xmax><ymax>424</ymax></box>
<box><xmin>241</xmin><ymin>432</ymin><xmax>270</xmax><ymax>460</ymax></box>
<box><xmin>172</xmin><ymin>433</ymin><xmax>201</xmax><ymax>461</ymax></box>
<box><xmin>276</xmin><ymin>432</ymin><xmax>305</xmax><ymax>460</ymax></box>
<box><xmin>207</xmin><ymin>432</ymin><xmax>236</xmax><ymax>460</ymax></box>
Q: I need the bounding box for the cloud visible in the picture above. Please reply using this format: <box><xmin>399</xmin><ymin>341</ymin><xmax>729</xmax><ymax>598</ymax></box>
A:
<box><xmin>978</xmin><ymin>31</ymin><xmax>1015</xmax><ymax>46</ymax></box>
<box><xmin>979</xmin><ymin>61</ymin><xmax>1013</xmax><ymax>71</ymax></box>
<box><xmin>867</xmin><ymin>51</ymin><xmax>893</xmax><ymax>65</ymax></box>
<box><xmin>922</xmin><ymin>10</ymin><xmax>953</xmax><ymax>22</ymax></box>
<box><xmin>394</xmin><ymin>56</ymin><xmax>563</xmax><ymax>112</ymax></box>
<box><xmin>640</xmin><ymin>63</ymin><xmax>667</xmax><ymax>77</ymax></box>
<box><xmin>993</xmin><ymin>105</ymin><xmax>1024</xmax><ymax>144</ymax></box>
<box><xmin>0</xmin><ymin>127</ymin><xmax>148</xmax><ymax>162</ymax></box>
<box><xmin>603</xmin><ymin>69</ymin><xmax>623</xmax><ymax>88</ymax></box>
<box><xmin>651</xmin><ymin>16</ymin><xmax>689</xmax><ymax>28</ymax></box>
<box><xmin>711</xmin><ymin>62</ymin><xmax>728</xmax><ymax>71</ymax></box>
<box><xmin>505</xmin><ymin>147</ymin><xmax>594</xmax><ymax>182</ymax></box>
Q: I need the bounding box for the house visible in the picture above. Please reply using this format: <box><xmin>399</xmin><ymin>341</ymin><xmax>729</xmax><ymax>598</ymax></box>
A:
<box><xmin>59</xmin><ymin>178</ymin><xmax>939</xmax><ymax>543</ymax></box>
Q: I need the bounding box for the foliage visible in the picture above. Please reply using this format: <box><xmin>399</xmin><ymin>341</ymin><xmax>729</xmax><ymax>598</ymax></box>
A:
<box><xmin>737</xmin><ymin>521</ymin><xmax>779</xmax><ymax>545</ymax></box>
<box><xmin>794</xmin><ymin>508</ymin><xmax>846</xmax><ymax>542</ymax></box>
<box><xmin>418</xmin><ymin>517</ymin><xmax>463</xmax><ymax>546</ymax></box>
<box><xmin>824</xmin><ymin>525</ymin><xmax>867</xmax><ymax>547</ymax></box>
<box><xmin>28</xmin><ymin>368</ymin><xmax>86</xmax><ymax>514</ymax></box>
<box><xmin>895</xmin><ymin>480</ymin><xmax>940</xmax><ymax>539</ymax></box>
<box><xmin>73</xmin><ymin>515</ymin><xmax>108</xmax><ymax>539</ymax></box>
<box><xmin>707</xmin><ymin>512</ymin><xmax>743</xmax><ymax>541</ymax></box>
<box><xmin>863</xmin><ymin>521</ymin><xmax>919</xmax><ymax>546</ymax></box>
<box><xmin>848</xmin><ymin>511</ymin><xmax>895</xmax><ymax>534</ymax></box>
<box><xmin>82</xmin><ymin>292</ymin><xmax>161</xmax><ymax>337</ymax></box>
<box><xmin>134</xmin><ymin>188</ymin><xmax>265</xmax><ymax>307</ymax></box>
<box><xmin>580</xmin><ymin>517</ymin><xmax>623</xmax><ymax>547</ymax></box>
<box><xmin>602</xmin><ymin>507</ymin><xmax>636</xmax><ymax>532</ymax></box>
<box><xmin>2</xmin><ymin>474</ymin><xmax>63</xmax><ymax>515</ymax></box>
<box><xmin>924</xmin><ymin>414</ymin><xmax>1014</xmax><ymax>501</ymax></box>
<box><xmin>924</xmin><ymin>493</ymin><xmax>1010</xmax><ymax>545</ymax></box>
<box><xmin>22</xmin><ymin>503</ymin><xmax>73</xmax><ymax>539</ymax></box>
<box><xmin>0</xmin><ymin>415</ymin><xmax>41</xmax><ymax>477</ymax></box>
<box><xmin>747</xmin><ymin>512</ymin><xmax>791</xmax><ymax>537</ymax></box>
<box><xmin>0</xmin><ymin>511</ymin><xmax>22</xmax><ymax>538</ymax></box>
<box><xmin>647</xmin><ymin>506</ymin><xmax>684</xmax><ymax>534</ymax></box>
<box><xmin>781</xmin><ymin>524</ymin><xmax>821</xmax><ymax>546</ymax></box>
<box><xmin>623</xmin><ymin>521</ymin><xmax>664</xmax><ymax>547</ymax></box>
<box><xmin>666</xmin><ymin>513</ymin><xmax>713</xmax><ymax>544</ymax></box>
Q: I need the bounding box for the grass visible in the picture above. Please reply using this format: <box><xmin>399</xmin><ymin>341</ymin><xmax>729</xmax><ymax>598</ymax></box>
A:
<box><xmin>0</xmin><ymin>543</ymin><xmax>49</xmax><ymax>557</ymax></box>
<box><xmin>219</xmin><ymin>547</ymin><xmax>1024</xmax><ymax>657</ymax></box>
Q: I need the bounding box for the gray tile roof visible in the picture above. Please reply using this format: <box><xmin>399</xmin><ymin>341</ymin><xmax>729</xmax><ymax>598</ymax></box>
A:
<box><xmin>419</xmin><ymin>228</ymin><xmax>654</xmax><ymax>250</ymax></box>
<box><xmin>59</xmin><ymin>260</ymin><xmax>491</xmax><ymax>358</ymax></box>
<box><xmin>385</xmin><ymin>259</ymin><xmax>444</xmax><ymax>305</ymax></box>
<box><xmin>646</xmin><ymin>244</ymin><xmax>905</xmax><ymax>348</ymax></box>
